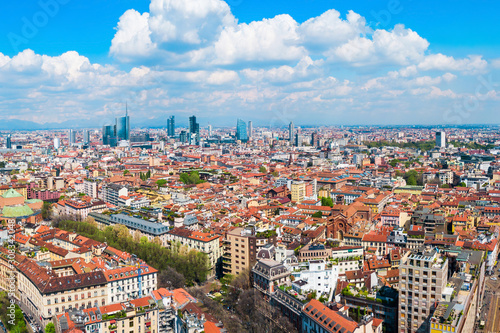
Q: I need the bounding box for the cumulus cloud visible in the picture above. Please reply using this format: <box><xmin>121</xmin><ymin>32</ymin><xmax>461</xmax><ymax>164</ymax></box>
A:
<box><xmin>330</xmin><ymin>24</ymin><xmax>429</xmax><ymax>66</ymax></box>
<box><xmin>418</xmin><ymin>54</ymin><xmax>488</xmax><ymax>74</ymax></box>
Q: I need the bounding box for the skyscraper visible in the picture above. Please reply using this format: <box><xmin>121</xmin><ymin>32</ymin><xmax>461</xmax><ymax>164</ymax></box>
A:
<box><xmin>116</xmin><ymin>115</ymin><xmax>130</xmax><ymax>141</ymax></box>
<box><xmin>54</xmin><ymin>137</ymin><xmax>60</xmax><ymax>149</ymax></box>
<box><xmin>248</xmin><ymin>121</ymin><xmax>253</xmax><ymax>139</ymax></box>
<box><xmin>6</xmin><ymin>135</ymin><xmax>11</xmax><ymax>149</ymax></box>
<box><xmin>189</xmin><ymin>115</ymin><xmax>200</xmax><ymax>145</ymax></box>
<box><xmin>208</xmin><ymin>124</ymin><xmax>212</xmax><ymax>137</ymax></box>
<box><xmin>289</xmin><ymin>121</ymin><xmax>294</xmax><ymax>142</ymax></box>
<box><xmin>102</xmin><ymin>125</ymin><xmax>116</xmax><ymax>146</ymax></box>
<box><xmin>167</xmin><ymin>116</ymin><xmax>175</xmax><ymax>137</ymax></box>
<box><xmin>236</xmin><ymin>119</ymin><xmax>248</xmax><ymax>142</ymax></box>
<box><xmin>69</xmin><ymin>129</ymin><xmax>76</xmax><ymax>145</ymax></box>
<box><xmin>83</xmin><ymin>130</ymin><xmax>90</xmax><ymax>144</ymax></box>
<box><xmin>436</xmin><ymin>131</ymin><xmax>446</xmax><ymax>148</ymax></box>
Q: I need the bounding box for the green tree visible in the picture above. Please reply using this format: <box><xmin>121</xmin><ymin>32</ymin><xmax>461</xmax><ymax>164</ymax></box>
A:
<box><xmin>42</xmin><ymin>201</ymin><xmax>53</xmax><ymax>220</ymax></box>
<box><xmin>388</xmin><ymin>159</ymin><xmax>400</xmax><ymax>168</ymax></box>
<box><xmin>321</xmin><ymin>197</ymin><xmax>334</xmax><ymax>207</ymax></box>
<box><xmin>259</xmin><ymin>166</ymin><xmax>267</xmax><ymax>173</ymax></box>
<box><xmin>46</xmin><ymin>322</ymin><xmax>56</xmax><ymax>333</ymax></box>
<box><xmin>458</xmin><ymin>182</ymin><xmax>467</xmax><ymax>187</ymax></box>
<box><xmin>156</xmin><ymin>179</ymin><xmax>167</xmax><ymax>187</ymax></box>
<box><xmin>312</xmin><ymin>211</ymin><xmax>322</xmax><ymax>218</ymax></box>
<box><xmin>123</xmin><ymin>170</ymin><xmax>130</xmax><ymax>175</ymax></box>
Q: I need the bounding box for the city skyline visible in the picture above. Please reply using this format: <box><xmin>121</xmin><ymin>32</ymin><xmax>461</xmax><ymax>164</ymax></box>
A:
<box><xmin>0</xmin><ymin>0</ymin><xmax>499</xmax><ymax>127</ymax></box>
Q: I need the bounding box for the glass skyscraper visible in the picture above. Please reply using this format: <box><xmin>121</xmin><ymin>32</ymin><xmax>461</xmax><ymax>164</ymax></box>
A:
<box><xmin>167</xmin><ymin>116</ymin><xmax>175</xmax><ymax>137</ymax></box>
<box><xmin>236</xmin><ymin>119</ymin><xmax>248</xmax><ymax>142</ymax></box>
<box><xmin>115</xmin><ymin>115</ymin><xmax>130</xmax><ymax>141</ymax></box>
<box><xmin>189</xmin><ymin>115</ymin><xmax>199</xmax><ymax>145</ymax></box>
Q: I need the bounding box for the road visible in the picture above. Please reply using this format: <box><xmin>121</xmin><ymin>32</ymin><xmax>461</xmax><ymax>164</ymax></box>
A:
<box><xmin>479</xmin><ymin>273</ymin><xmax>500</xmax><ymax>333</ymax></box>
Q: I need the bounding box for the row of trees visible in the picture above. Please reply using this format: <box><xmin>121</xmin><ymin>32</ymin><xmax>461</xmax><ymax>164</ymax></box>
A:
<box><xmin>0</xmin><ymin>291</ymin><xmax>27</xmax><ymax>332</ymax></box>
<box><xmin>54</xmin><ymin>219</ymin><xmax>209</xmax><ymax>285</ymax></box>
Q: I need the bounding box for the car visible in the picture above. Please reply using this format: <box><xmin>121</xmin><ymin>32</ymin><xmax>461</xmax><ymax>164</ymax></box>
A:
<box><xmin>491</xmin><ymin>277</ymin><xmax>498</xmax><ymax>281</ymax></box>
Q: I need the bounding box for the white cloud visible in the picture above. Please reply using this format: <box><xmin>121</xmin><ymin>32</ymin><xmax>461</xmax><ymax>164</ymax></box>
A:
<box><xmin>418</xmin><ymin>54</ymin><xmax>487</xmax><ymax>73</ymax></box>
<box><xmin>212</xmin><ymin>14</ymin><xmax>305</xmax><ymax>65</ymax></box>
<box><xmin>148</xmin><ymin>0</ymin><xmax>235</xmax><ymax>46</ymax></box>
<box><xmin>331</xmin><ymin>24</ymin><xmax>428</xmax><ymax>66</ymax></box>
<box><xmin>109</xmin><ymin>10</ymin><xmax>155</xmax><ymax>61</ymax></box>
<box><xmin>299</xmin><ymin>10</ymin><xmax>368</xmax><ymax>51</ymax></box>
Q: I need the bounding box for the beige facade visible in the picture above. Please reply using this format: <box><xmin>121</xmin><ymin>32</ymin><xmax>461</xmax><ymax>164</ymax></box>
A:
<box><xmin>398</xmin><ymin>250</ymin><xmax>448</xmax><ymax>333</ymax></box>
<box><xmin>223</xmin><ymin>228</ymin><xmax>257</xmax><ymax>276</ymax></box>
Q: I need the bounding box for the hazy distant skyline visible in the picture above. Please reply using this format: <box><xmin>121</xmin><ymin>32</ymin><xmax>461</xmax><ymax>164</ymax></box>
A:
<box><xmin>0</xmin><ymin>0</ymin><xmax>499</xmax><ymax>128</ymax></box>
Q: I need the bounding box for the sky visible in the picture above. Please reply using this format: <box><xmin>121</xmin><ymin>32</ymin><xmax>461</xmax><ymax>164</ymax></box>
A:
<box><xmin>0</xmin><ymin>0</ymin><xmax>499</xmax><ymax>128</ymax></box>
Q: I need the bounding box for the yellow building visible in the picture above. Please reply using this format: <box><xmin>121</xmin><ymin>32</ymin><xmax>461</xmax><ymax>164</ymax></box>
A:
<box><xmin>291</xmin><ymin>181</ymin><xmax>305</xmax><ymax>203</ymax></box>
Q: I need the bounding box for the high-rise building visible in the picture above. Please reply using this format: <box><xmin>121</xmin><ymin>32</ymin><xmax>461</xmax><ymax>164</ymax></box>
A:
<box><xmin>167</xmin><ymin>116</ymin><xmax>175</xmax><ymax>137</ymax></box>
<box><xmin>248</xmin><ymin>121</ymin><xmax>253</xmax><ymax>139</ymax></box>
<box><xmin>6</xmin><ymin>135</ymin><xmax>11</xmax><ymax>149</ymax></box>
<box><xmin>398</xmin><ymin>249</ymin><xmax>448</xmax><ymax>333</ymax></box>
<box><xmin>208</xmin><ymin>124</ymin><xmax>212</xmax><ymax>137</ymax></box>
<box><xmin>83</xmin><ymin>130</ymin><xmax>90</xmax><ymax>144</ymax></box>
<box><xmin>236</xmin><ymin>119</ymin><xmax>248</xmax><ymax>142</ymax></box>
<box><xmin>311</xmin><ymin>132</ymin><xmax>318</xmax><ymax>146</ymax></box>
<box><xmin>53</xmin><ymin>137</ymin><xmax>60</xmax><ymax>149</ymax></box>
<box><xmin>436</xmin><ymin>131</ymin><xmax>446</xmax><ymax>148</ymax></box>
<box><xmin>116</xmin><ymin>115</ymin><xmax>130</xmax><ymax>141</ymax></box>
<box><xmin>102</xmin><ymin>125</ymin><xmax>117</xmax><ymax>146</ymax></box>
<box><xmin>69</xmin><ymin>129</ymin><xmax>76</xmax><ymax>145</ymax></box>
<box><xmin>189</xmin><ymin>115</ymin><xmax>199</xmax><ymax>145</ymax></box>
<box><xmin>289</xmin><ymin>121</ymin><xmax>294</xmax><ymax>142</ymax></box>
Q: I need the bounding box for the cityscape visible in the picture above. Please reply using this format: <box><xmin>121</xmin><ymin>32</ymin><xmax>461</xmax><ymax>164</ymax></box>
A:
<box><xmin>1</xmin><ymin>1</ymin><xmax>500</xmax><ymax>333</ymax></box>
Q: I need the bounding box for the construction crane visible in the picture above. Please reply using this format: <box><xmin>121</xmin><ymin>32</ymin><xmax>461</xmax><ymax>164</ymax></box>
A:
<box><xmin>117</xmin><ymin>257</ymin><xmax>149</xmax><ymax>299</ymax></box>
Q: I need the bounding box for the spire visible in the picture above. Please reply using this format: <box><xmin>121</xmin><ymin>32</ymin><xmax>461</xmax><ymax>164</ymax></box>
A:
<box><xmin>126</xmin><ymin>102</ymin><xmax>128</xmax><ymax>116</ymax></box>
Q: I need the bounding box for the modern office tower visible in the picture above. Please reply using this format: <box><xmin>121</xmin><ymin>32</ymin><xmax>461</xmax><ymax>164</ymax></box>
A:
<box><xmin>208</xmin><ymin>124</ymin><xmax>212</xmax><ymax>137</ymax></box>
<box><xmin>83</xmin><ymin>130</ymin><xmax>90</xmax><ymax>144</ymax></box>
<box><xmin>189</xmin><ymin>115</ymin><xmax>199</xmax><ymax>145</ymax></box>
<box><xmin>167</xmin><ymin>115</ymin><xmax>175</xmax><ymax>137</ymax></box>
<box><xmin>102</xmin><ymin>125</ymin><xmax>117</xmax><ymax>146</ymax></box>
<box><xmin>436</xmin><ymin>131</ymin><xmax>446</xmax><ymax>148</ymax></box>
<box><xmin>248</xmin><ymin>121</ymin><xmax>253</xmax><ymax>139</ymax></box>
<box><xmin>398</xmin><ymin>249</ymin><xmax>448</xmax><ymax>333</ymax></box>
<box><xmin>236</xmin><ymin>119</ymin><xmax>248</xmax><ymax>142</ymax></box>
<box><xmin>69</xmin><ymin>129</ymin><xmax>76</xmax><ymax>145</ymax></box>
<box><xmin>53</xmin><ymin>137</ymin><xmax>60</xmax><ymax>149</ymax></box>
<box><xmin>115</xmin><ymin>111</ymin><xmax>130</xmax><ymax>141</ymax></box>
<box><xmin>6</xmin><ymin>135</ymin><xmax>11</xmax><ymax>149</ymax></box>
<box><xmin>289</xmin><ymin>121</ymin><xmax>294</xmax><ymax>142</ymax></box>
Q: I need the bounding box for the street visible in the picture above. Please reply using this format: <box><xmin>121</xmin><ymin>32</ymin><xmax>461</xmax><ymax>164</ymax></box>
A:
<box><xmin>478</xmin><ymin>272</ymin><xmax>500</xmax><ymax>333</ymax></box>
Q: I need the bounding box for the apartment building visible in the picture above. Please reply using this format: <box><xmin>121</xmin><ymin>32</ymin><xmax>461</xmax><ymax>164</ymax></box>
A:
<box><xmin>398</xmin><ymin>249</ymin><xmax>448</xmax><ymax>333</ymax></box>
<box><xmin>222</xmin><ymin>227</ymin><xmax>257</xmax><ymax>277</ymax></box>
<box><xmin>167</xmin><ymin>227</ymin><xmax>222</xmax><ymax>279</ymax></box>
<box><xmin>83</xmin><ymin>178</ymin><xmax>98</xmax><ymax>198</ymax></box>
<box><xmin>105</xmin><ymin>264</ymin><xmax>158</xmax><ymax>304</ymax></box>
<box><xmin>17</xmin><ymin>259</ymin><xmax>108</xmax><ymax>328</ymax></box>
<box><xmin>101</xmin><ymin>183</ymin><xmax>129</xmax><ymax>206</ymax></box>
<box><xmin>291</xmin><ymin>181</ymin><xmax>306</xmax><ymax>203</ymax></box>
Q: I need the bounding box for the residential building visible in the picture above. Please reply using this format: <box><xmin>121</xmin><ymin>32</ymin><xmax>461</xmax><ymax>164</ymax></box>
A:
<box><xmin>398</xmin><ymin>248</ymin><xmax>448</xmax><ymax>333</ymax></box>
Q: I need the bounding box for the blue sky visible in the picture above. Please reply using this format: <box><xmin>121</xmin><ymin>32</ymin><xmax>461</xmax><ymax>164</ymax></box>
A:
<box><xmin>0</xmin><ymin>0</ymin><xmax>499</xmax><ymax>128</ymax></box>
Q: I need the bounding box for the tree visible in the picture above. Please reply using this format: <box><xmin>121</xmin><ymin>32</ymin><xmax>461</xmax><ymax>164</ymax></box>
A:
<box><xmin>123</xmin><ymin>170</ymin><xmax>130</xmax><ymax>175</ymax></box>
<box><xmin>158</xmin><ymin>267</ymin><xmax>186</xmax><ymax>289</ymax></box>
<box><xmin>179</xmin><ymin>171</ymin><xmax>205</xmax><ymax>185</ymax></box>
<box><xmin>42</xmin><ymin>201</ymin><xmax>53</xmax><ymax>220</ymax></box>
<box><xmin>321</xmin><ymin>197</ymin><xmax>334</xmax><ymax>207</ymax></box>
<box><xmin>458</xmin><ymin>182</ymin><xmax>467</xmax><ymax>187</ymax></box>
<box><xmin>84</xmin><ymin>216</ymin><xmax>97</xmax><ymax>228</ymax></box>
<box><xmin>113</xmin><ymin>224</ymin><xmax>130</xmax><ymax>239</ymax></box>
<box><xmin>259</xmin><ymin>166</ymin><xmax>267</xmax><ymax>173</ymax></box>
<box><xmin>45</xmin><ymin>323</ymin><xmax>56</xmax><ymax>333</ymax></box>
<box><xmin>388</xmin><ymin>159</ymin><xmax>400</xmax><ymax>167</ymax></box>
<box><xmin>312</xmin><ymin>211</ymin><xmax>322</xmax><ymax>218</ymax></box>
<box><xmin>156</xmin><ymin>179</ymin><xmax>167</xmax><ymax>187</ymax></box>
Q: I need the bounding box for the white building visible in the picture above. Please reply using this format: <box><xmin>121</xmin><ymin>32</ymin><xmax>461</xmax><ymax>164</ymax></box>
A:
<box><xmin>291</xmin><ymin>260</ymin><xmax>338</xmax><ymax>297</ymax></box>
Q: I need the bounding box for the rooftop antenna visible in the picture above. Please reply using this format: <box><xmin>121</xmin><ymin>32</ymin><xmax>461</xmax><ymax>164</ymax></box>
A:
<box><xmin>126</xmin><ymin>102</ymin><xmax>128</xmax><ymax>116</ymax></box>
